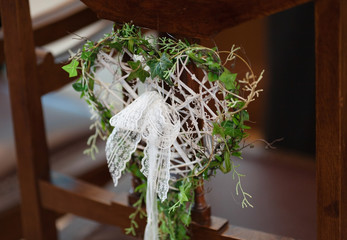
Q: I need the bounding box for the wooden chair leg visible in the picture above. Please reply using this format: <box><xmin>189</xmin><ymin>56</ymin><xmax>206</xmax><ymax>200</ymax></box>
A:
<box><xmin>192</xmin><ymin>180</ymin><xmax>211</xmax><ymax>226</ymax></box>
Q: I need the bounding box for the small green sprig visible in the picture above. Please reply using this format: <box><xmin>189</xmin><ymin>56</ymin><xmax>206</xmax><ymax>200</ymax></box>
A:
<box><xmin>125</xmin><ymin>161</ymin><xmax>147</xmax><ymax>236</ymax></box>
<box><xmin>158</xmin><ymin>178</ymin><xmax>195</xmax><ymax>240</ymax></box>
<box><xmin>125</xmin><ymin>183</ymin><xmax>147</xmax><ymax>236</ymax></box>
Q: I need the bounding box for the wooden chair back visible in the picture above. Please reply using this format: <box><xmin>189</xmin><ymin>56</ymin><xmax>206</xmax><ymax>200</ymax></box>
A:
<box><xmin>0</xmin><ymin>1</ymin><xmax>108</xmax><ymax>239</ymax></box>
<box><xmin>1</xmin><ymin>0</ymin><xmax>346</xmax><ymax>239</ymax></box>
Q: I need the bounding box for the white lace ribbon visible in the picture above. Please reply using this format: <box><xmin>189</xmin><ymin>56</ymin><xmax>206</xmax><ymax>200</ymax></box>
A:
<box><xmin>105</xmin><ymin>91</ymin><xmax>180</xmax><ymax>240</ymax></box>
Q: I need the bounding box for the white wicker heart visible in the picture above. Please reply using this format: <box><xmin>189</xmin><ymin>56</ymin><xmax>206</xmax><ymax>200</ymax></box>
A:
<box><xmin>64</xmin><ymin>23</ymin><xmax>263</xmax><ymax>240</ymax></box>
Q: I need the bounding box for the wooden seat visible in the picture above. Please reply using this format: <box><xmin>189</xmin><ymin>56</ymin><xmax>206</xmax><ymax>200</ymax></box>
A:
<box><xmin>1</xmin><ymin>0</ymin><xmax>346</xmax><ymax>239</ymax></box>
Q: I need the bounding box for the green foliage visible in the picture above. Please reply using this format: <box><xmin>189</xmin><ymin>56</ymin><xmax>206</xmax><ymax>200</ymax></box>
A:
<box><xmin>159</xmin><ymin>37</ymin><xmax>190</xmax><ymax>55</ymax></box>
<box><xmin>127</xmin><ymin>60</ymin><xmax>150</xmax><ymax>82</ymax></box>
<box><xmin>209</xmin><ymin>110</ymin><xmax>253</xmax><ymax>208</ymax></box>
<box><xmin>147</xmin><ymin>53</ymin><xmax>173</xmax><ymax>85</ymax></box>
<box><xmin>208</xmin><ymin>72</ymin><xmax>219</xmax><ymax>82</ymax></box>
<box><xmin>168</xmin><ymin>179</ymin><xmax>192</xmax><ymax>213</ymax></box>
<box><xmin>124</xmin><ymin>161</ymin><xmax>147</xmax><ymax>236</ymax></box>
<box><xmin>219</xmin><ymin>67</ymin><xmax>237</xmax><ymax>91</ymax></box>
<box><xmin>72</xmin><ymin>82</ymin><xmax>85</xmax><ymax>92</ymax></box>
<box><xmin>158</xmin><ymin>178</ymin><xmax>195</xmax><ymax>240</ymax></box>
<box><xmin>125</xmin><ymin>182</ymin><xmax>147</xmax><ymax>236</ymax></box>
<box><xmin>62</xmin><ymin>22</ymin><xmax>259</xmax><ymax>239</ymax></box>
<box><xmin>62</xmin><ymin>59</ymin><xmax>79</xmax><ymax>77</ymax></box>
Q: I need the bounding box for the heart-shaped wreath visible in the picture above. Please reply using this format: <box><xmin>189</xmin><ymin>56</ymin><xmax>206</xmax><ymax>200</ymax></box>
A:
<box><xmin>63</xmin><ymin>23</ymin><xmax>263</xmax><ymax>240</ymax></box>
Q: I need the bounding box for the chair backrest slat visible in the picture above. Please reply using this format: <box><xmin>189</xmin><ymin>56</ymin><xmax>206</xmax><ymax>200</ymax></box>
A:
<box><xmin>315</xmin><ymin>0</ymin><xmax>347</xmax><ymax>239</ymax></box>
<box><xmin>81</xmin><ymin>0</ymin><xmax>312</xmax><ymax>38</ymax></box>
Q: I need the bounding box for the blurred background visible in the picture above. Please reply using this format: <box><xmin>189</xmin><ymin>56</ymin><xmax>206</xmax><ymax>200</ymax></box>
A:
<box><xmin>0</xmin><ymin>0</ymin><xmax>315</xmax><ymax>239</ymax></box>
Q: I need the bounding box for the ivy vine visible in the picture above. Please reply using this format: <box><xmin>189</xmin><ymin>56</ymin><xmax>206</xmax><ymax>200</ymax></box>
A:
<box><xmin>63</xmin><ymin>23</ymin><xmax>263</xmax><ymax>239</ymax></box>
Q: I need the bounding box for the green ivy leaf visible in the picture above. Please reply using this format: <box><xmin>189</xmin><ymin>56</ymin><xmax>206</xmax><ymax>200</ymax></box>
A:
<box><xmin>203</xmin><ymin>169</ymin><xmax>209</xmax><ymax>179</ymax></box>
<box><xmin>209</xmin><ymin>160</ymin><xmax>220</xmax><ymax>168</ymax></box>
<box><xmin>225</xmin><ymin>127</ymin><xmax>234</xmax><ymax>137</ymax></box>
<box><xmin>72</xmin><ymin>82</ymin><xmax>85</xmax><ymax>92</ymax></box>
<box><xmin>212</xmin><ymin>123</ymin><xmax>224</xmax><ymax>137</ymax></box>
<box><xmin>242</xmin><ymin>110</ymin><xmax>250</xmax><ymax>121</ymax></box>
<box><xmin>100</xmin><ymin>119</ymin><xmax>106</xmax><ymax>130</ymax></box>
<box><xmin>108</xmin><ymin>41</ymin><xmax>123</xmax><ymax>51</ymax></box>
<box><xmin>178</xmin><ymin>190</ymin><xmax>188</xmax><ymax>203</ymax></box>
<box><xmin>232</xmin><ymin>151</ymin><xmax>242</xmax><ymax>158</ymax></box>
<box><xmin>160</xmin><ymin>220</ymin><xmax>168</xmax><ymax>233</ymax></box>
<box><xmin>215</xmin><ymin>155</ymin><xmax>223</xmax><ymax>162</ymax></box>
<box><xmin>178</xmin><ymin>183</ymin><xmax>191</xmax><ymax>204</ymax></box>
<box><xmin>62</xmin><ymin>59</ymin><xmax>79</xmax><ymax>77</ymax></box>
<box><xmin>180</xmin><ymin>213</ymin><xmax>191</xmax><ymax>226</ymax></box>
<box><xmin>147</xmin><ymin>53</ymin><xmax>173</xmax><ymax>82</ymax></box>
<box><xmin>129</xmin><ymin>163</ymin><xmax>145</xmax><ymax>179</ymax></box>
<box><xmin>208</xmin><ymin>72</ymin><xmax>218</xmax><ymax>82</ymax></box>
<box><xmin>128</xmin><ymin>60</ymin><xmax>140</xmax><ymax>70</ymax></box>
<box><xmin>135</xmin><ymin>183</ymin><xmax>147</xmax><ymax>193</ymax></box>
<box><xmin>81</xmin><ymin>50</ymin><xmax>92</xmax><ymax>60</ymax></box>
<box><xmin>127</xmin><ymin>61</ymin><xmax>150</xmax><ymax>83</ymax></box>
<box><xmin>177</xmin><ymin>224</ymin><xmax>187</xmax><ymax>239</ymax></box>
<box><xmin>219</xmin><ymin>67</ymin><xmax>237</xmax><ymax>90</ymax></box>
<box><xmin>206</xmin><ymin>60</ymin><xmax>221</xmax><ymax>71</ymax></box>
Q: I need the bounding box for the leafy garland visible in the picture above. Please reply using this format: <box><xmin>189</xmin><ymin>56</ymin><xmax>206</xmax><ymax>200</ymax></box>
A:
<box><xmin>63</xmin><ymin>23</ymin><xmax>263</xmax><ymax>239</ymax></box>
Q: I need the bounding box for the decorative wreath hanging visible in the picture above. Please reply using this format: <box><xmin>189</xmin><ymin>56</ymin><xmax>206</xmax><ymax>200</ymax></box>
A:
<box><xmin>63</xmin><ymin>23</ymin><xmax>263</xmax><ymax>240</ymax></box>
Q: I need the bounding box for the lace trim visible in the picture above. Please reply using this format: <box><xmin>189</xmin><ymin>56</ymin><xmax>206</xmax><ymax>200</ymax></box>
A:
<box><xmin>106</xmin><ymin>91</ymin><xmax>179</xmax><ymax>200</ymax></box>
<box><xmin>106</xmin><ymin>129</ymin><xmax>141</xmax><ymax>187</ymax></box>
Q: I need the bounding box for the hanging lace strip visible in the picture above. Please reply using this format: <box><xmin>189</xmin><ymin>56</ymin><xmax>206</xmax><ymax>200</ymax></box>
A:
<box><xmin>105</xmin><ymin>91</ymin><xmax>180</xmax><ymax>240</ymax></box>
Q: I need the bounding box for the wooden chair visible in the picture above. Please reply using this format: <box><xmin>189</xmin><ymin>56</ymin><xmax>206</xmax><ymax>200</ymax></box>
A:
<box><xmin>1</xmin><ymin>0</ymin><xmax>346</xmax><ymax>239</ymax></box>
<box><xmin>0</xmin><ymin>1</ymin><xmax>113</xmax><ymax>239</ymax></box>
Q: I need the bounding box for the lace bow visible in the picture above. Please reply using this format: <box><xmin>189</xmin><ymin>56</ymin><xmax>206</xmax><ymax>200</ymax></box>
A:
<box><xmin>105</xmin><ymin>91</ymin><xmax>180</xmax><ymax>240</ymax></box>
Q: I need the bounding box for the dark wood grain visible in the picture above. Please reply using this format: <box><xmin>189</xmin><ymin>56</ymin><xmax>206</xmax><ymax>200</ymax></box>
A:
<box><xmin>192</xmin><ymin>179</ymin><xmax>211</xmax><ymax>226</ymax></box>
<box><xmin>315</xmin><ymin>0</ymin><xmax>347</xmax><ymax>239</ymax></box>
<box><xmin>81</xmin><ymin>0</ymin><xmax>312</xmax><ymax>38</ymax></box>
<box><xmin>0</xmin><ymin>31</ymin><xmax>4</xmax><ymax>63</ymax></box>
<box><xmin>40</xmin><ymin>173</ymin><xmax>134</xmax><ymax>227</ymax></box>
<box><xmin>220</xmin><ymin>225</ymin><xmax>295</xmax><ymax>240</ymax></box>
<box><xmin>0</xmin><ymin>0</ymin><xmax>57</xmax><ymax>239</ymax></box>
<box><xmin>0</xmin><ymin>2</ymin><xmax>3</xmax><ymax>63</ymax></box>
<box><xmin>0</xmin><ymin>205</ymin><xmax>22</xmax><ymax>240</ymax></box>
<box><xmin>342</xmin><ymin>1</ymin><xmax>347</xmax><ymax>238</ymax></box>
<box><xmin>0</xmin><ymin>160</ymin><xmax>110</xmax><ymax>240</ymax></box>
<box><xmin>0</xmin><ymin>2</ymin><xmax>98</xmax><ymax>64</ymax></box>
<box><xmin>41</xmin><ymin>173</ymin><xmax>295</xmax><ymax>240</ymax></box>
<box><xmin>32</xmin><ymin>2</ymin><xmax>98</xmax><ymax>46</ymax></box>
<box><xmin>35</xmin><ymin>48</ymin><xmax>74</xmax><ymax>95</ymax></box>
<box><xmin>40</xmin><ymin>173</ymin><xmax>147</xmax><ymax>233</ymax></box>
